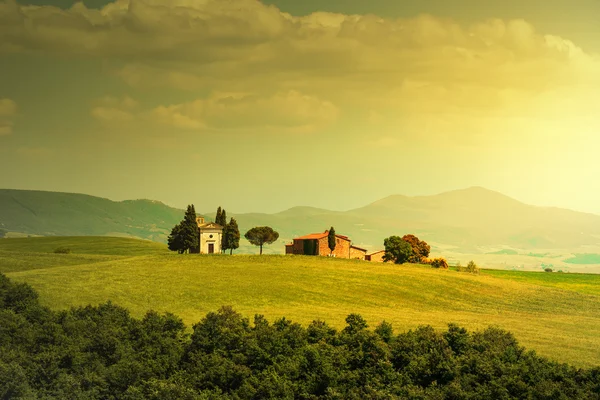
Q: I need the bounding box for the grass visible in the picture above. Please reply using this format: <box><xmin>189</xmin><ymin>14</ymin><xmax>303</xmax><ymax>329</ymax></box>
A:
<box><xmin>2</xmin><ymin>237</ymin><xmax>600</xmax><ymax>367</ymax></box>
<box><xmin>564</xmin><ymin>253</ymin><xmax>600</xmax><ymax>265</ymax></box>
<box><xmin>0</xmin><ymin>236</ymin><xmax>169</xmax><ymax>256</ymax></box>
<box><xmin>482</xmin><ymin>269</ymin><xmax>600</xmax><ymax>297</ymax></box>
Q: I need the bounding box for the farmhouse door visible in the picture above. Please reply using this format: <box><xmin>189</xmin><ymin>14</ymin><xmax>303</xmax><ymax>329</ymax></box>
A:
<box><xmin>208</xmin><ymin>243</ymin><xmax>214</xmax><ymax>254</ymax></box>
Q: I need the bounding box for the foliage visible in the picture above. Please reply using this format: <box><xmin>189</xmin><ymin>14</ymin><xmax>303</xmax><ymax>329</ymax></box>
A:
<box><xmin>167</xmin><ymin>223</ymin><xmax>185</xmax><ymax>254</ymax></box>
<box><xmin>0</xmin><ymin>228</ymin><xmax>6</xmax><ymax>238</ymax></box>
<box><xmin>458</xmin><ymin>260</ymin><xmax>480</xmax><ymax>274</ymax></box>
<box><xmin>402</xmin><ymin>234</ymin><xmax>431</xmax><ymax>263</ymax></box>
<box><xmin>545</xmin><ymin>268</ymin><xmax>553</xmax><ymax>273</ymax></box>
<box><xmin>183</xmin><ymin>205</ymin><xmax>200</xmax><ymax>254</ymax></box>
<box><xmin>219</xmin><ymin>209</ymin><xmax>227</xmax><ymax>228</ymax></box>
<box><xmin>53</xmin><ymin>247</ymin><xmax>71</xmax><ymax>254</ymax></box>
<box><xmin>327</xmin><ymin>227</ymin><xmax>336</xmax><ymax>255</ymax></box>
<box><xmin>168</xmin><ymin>205</ymin><xmax>200</xmax><ymax>254</ymax></box>
<box><xmin>383</xmin><ymin>236</ymin><xmax>413</xmax><ymax>264</ymax></box>
<box><xmin>215</xmin><ymin>207</ymin><xmax>227</xmax><ymax>227</ymax></box>
<box><xmin>1</xmin><ymin>272</ymin><xmax>600</xmax><ymax>399</ymax></box>
<box><xmin>244</xmin><ymin>226</ymin><xmax>279</xmax><ymax>255</ymax></box>
<box><xmin>215</xmin><ymin>207</ymin><xmax>222</xmax><ymax>226</ymax></box>
<box><xmin>427</xmin><ymin>257</ymin><xmax>449</xmax><ymax>269</ymax></box>
<box><xmin>222</xmin><ymin>218</ymin><xmax>241</xmax><ymax>255</ymax></box>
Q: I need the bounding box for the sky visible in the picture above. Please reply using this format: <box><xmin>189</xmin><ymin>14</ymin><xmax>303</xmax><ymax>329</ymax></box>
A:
<box><xmin>1</xmin><ymin>0</ymin><xmax>600</xmax><ymax>214</ymax></box>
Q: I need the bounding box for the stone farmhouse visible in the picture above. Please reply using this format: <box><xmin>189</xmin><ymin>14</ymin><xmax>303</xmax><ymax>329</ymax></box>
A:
<box><xmin>285</xmin><ymin>230</ymin><xmax>368</xmax><ymax>260</ymax></box>
<box><xmin>365</xmin><ymin>250</ymin><xmax>388</xmax><ymax>262</ymax></box>
<box><xmin>196</xmin><ymin>217</ymin><xmax>223</xmax><ymax>254</ymax></box>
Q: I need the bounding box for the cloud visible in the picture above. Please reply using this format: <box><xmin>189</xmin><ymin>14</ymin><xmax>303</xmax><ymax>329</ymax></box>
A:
<box><xmin>90</xmin><ymin>95</ymin><xmax>139</xmax><ymax>122</ymax></box>
<box><xmin>0</xmin><ymin>98</ymin><xmax>17</xmax><ymax>135</ymax></box>
<box><xmin>151</xmin><ymin>90</ymin><xmax>339</xmax><ymax>133</ymax></box>
<box><xmin>3</xmin><ymin>0</ymin><xmax>599</xmax><ymax>141</ymax></box>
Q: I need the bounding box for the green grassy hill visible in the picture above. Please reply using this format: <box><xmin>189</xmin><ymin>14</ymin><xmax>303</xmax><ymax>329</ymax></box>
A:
<box><xmin>0</xmin><ymin>189</ymin><xmax>184</xmax><ymax>242</ymax></box>
<box><xmin>4</xmin><ymin>187</ymin><xmax>600</xmax><ymax>257</ymax></box>
<box><xmin>2</xmin><ymin>236</ymin><xmax>600</xmax><ymax>367</ymax></box>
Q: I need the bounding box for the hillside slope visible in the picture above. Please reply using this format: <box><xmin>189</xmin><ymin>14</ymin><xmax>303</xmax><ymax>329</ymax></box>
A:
<box><xmin>0</xmin><ymin>189</ymin><xmax>184</xmax><ymax>242</ymax></box>
<box><xmin>3</xmin><ymin>236</ymin><xmax>600</xmax><ymax>367</ymax></box>
<box><xmin>3</xmin><ymin>187</ymin><xmax>600</xmax><ymax>254</ymax></box>
<box><xmin>340</xmin><ymin>186</ymin><xmax>600</xmax><ymax>251</ymax></box>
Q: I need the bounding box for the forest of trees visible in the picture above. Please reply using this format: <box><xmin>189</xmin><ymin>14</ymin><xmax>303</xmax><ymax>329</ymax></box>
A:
<box><xmin>2</xmin><ymin>272</ymin><xmax>600</xmax><ymax>399</ymax></box>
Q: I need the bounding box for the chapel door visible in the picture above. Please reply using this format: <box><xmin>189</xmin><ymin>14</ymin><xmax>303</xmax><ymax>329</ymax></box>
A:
<box><xmin>208</xmin><ymin>243</ymin><xmax>214</xmax><ymax>254</ymax></box>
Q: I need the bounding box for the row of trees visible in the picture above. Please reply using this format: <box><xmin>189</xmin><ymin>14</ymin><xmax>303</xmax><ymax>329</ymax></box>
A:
<box><xmin>2</xmin><ymin>273</ymin><xmax>599</xmax><ymax>398</ymax></box>
<box><xmin>167</xmin><ymin>205</ymin><xmax>281</xmax><ymax>255</ymax></box>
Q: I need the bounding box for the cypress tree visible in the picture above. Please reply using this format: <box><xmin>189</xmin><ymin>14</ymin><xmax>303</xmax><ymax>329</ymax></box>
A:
<box><xmin>223</xmin><ymin>218</ymin><xmax>240</xmax><ymax>255</ymax></box>
<box><xmin>215</xmin><ymin>207</ymin><xmax>222</xmax><ymax>225</ymax></box>
<box><xmin>220</xmin><ymin>209</ymin><xmax>227</xmax><ymax>227</ymax></box>
<box><xmin>182</xmin><ymin>205</ymin><xmax>200</xmax><ymax>253</ymax></box>
<box><xmin>328</xmin><ymin>226</ymin><xmax>337</xmax><ymax>255</ymax></box>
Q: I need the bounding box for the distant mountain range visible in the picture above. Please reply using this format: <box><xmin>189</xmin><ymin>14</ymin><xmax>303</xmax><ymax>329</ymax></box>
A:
<box><xmin>2</xmin><ymin>187</ymin><xmax>600</xmax><ymax>254</ymax></box>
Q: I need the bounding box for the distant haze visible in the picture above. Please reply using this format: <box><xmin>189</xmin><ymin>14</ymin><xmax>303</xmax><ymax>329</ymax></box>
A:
<box><xmin>3</xmin><ymin>187</ymin><xmax>600</xmax><ymax>266</ymax></box>
<box><xmin>1</xmin><ymin>0</ymin><xmax>600</xmax><ymax>214</ymax></box>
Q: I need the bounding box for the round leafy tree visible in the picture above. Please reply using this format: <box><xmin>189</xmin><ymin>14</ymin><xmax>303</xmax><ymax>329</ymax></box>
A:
<box><xmin>244</xmin><ymin>226</ymin><xmax>279</xmax><ymax>255</ymax></box>
<box><xmin>383</xmin><ymin>236</ymin><xmax>412</xmax><ymax>264</ymax></box>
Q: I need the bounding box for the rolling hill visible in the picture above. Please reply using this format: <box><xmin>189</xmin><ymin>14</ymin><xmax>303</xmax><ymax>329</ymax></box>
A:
<box><xmin>2</xmin><ymin>236</ymin><xmax>600</xmax><ymax>367</ymax></box>
<box><xmin>0</xmin><ymin>189</ymin><xmax>183</xmax><ymax>242</ymax></box>
<box><xmin>2</xmin><ymin>187</ymin><xmax>600</xmax><ymax>256</ymax></box>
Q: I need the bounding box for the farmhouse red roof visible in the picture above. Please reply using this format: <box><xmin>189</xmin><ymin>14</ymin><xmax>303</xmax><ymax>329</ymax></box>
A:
<box><xmin>294</xmin><ymin>232</ymin><xmax>349</xmax><ymax>241</ymax></box>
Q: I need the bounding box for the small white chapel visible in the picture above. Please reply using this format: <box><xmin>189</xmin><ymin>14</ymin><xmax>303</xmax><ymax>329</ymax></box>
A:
<box><xmin>196</xmin><ymin>217</ymin><xmax>223</xmax><ymax>254</ymax></box>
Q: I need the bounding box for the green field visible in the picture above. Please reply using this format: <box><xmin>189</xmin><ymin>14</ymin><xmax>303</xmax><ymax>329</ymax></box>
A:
<box><xmin>2</xmin><ymin>236</ymin><xmax>600</xmax><ymax>367</ymax></box>
<box><xmin>564</xmin><ymin>253</ymin><xmax>600</xmax><ymax>264</ymax></box>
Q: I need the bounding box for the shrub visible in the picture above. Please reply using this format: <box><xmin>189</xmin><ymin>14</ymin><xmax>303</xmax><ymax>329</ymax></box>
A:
<box><xmin>54</xmin><ymin>247</ymin><xmax>72</xmax><ymax>254</ymax></box>
<box><xmin>544</xmin><ymin>268</ymin><xmax>553</xmax><ymax>273</ymax></box>
<box><xmin>458</xmin><ymin>260</ymin><xmax>480</xmax><ymax>274</ymax></box>
<box><xmin>429</xmin><ymin>258</ymin><xmax>449</xmax><ymax>269</ymax></box>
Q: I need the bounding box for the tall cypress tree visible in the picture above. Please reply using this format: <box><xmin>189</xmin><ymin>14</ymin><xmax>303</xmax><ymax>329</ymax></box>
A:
<box><xmin>220</xmin><ymin>209</ymin><xmax>227</xmax><ymax>226</ymax></box>
<box><xmin>328</xmin><ymin>227</ymin><xmax>337</xmax><ymax>255</ymax></box>
<box><xmin>215</xmin><ymin>207</ymin><xmax>222</xmax><ymax>225</ymax></box>
<box><xmin>223</xmin><ymin>217</ymin><xmax>240</xmax><ymax>255</ymax></box>
<box><xmin>182</xmin><ymin>205</ymin><xmax>200</xmax><ymax>253</ymax></box>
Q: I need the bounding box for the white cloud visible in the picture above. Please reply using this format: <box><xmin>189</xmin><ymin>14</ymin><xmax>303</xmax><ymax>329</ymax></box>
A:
<box><xmin>0</xmin><ymin>98</ymin><xmax>17</xmax><ymax>135</ymax></box>
<box><xmin>3</xmin><ymin>0</ymin><xmax>599</xmax><ymax>140</ymax></box>
<box><xmin>152</xmin><ymin>90</ymin><xmax>339</xmax><ymax>133</ymax></box>
<box><xmin>90</xmin><ymin>95</ymin><xmax>139</xmax><ymax>122</ymax></box>
<box><xmin>90</xmin><ymin>90</ymin><xmax>338</xmax><ymax>133</ymax></box>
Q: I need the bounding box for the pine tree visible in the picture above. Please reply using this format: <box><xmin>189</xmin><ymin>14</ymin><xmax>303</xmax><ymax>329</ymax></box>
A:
<box><xmin>244</xmin><ymin>226</ymin><xmax>279</xmax><ymax>255</ymax></box>
<box><xmin>223</xmin><ymin>218</ymin><xmax>240</xmax><ymax>255</ymax></box>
